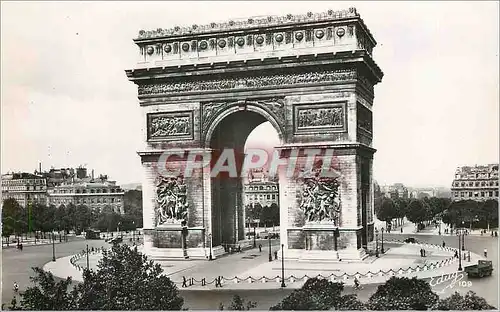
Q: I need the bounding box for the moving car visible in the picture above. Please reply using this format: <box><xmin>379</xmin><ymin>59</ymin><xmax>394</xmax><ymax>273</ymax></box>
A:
<box><xmin>464</xmin><ymin>260</ymin><xmax>493</xmax><ymax>278</ymax></box>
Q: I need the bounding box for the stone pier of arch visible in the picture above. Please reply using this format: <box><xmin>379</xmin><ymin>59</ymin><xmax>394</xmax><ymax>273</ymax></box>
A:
<box><xmin>126</xmin><ymin>7</ymin><xmax>383</xmax><ymax>262</ymax></box>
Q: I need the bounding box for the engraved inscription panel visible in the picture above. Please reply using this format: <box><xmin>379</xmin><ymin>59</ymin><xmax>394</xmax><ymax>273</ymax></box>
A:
<box><xmin>294</xmin><ymin>102</ymin><xmax>347</xmax><ymax>134</ymax></box>
<box><xmin>147</xmin><ymin>111</ymin><xmax>194</xmax><ymax>141</ymax></box>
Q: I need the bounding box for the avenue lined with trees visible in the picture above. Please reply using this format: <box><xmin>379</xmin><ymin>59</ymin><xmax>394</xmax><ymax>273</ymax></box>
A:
<box><xmin>2</xmin><ymin>190</ymin><xmax>143</xmax><ymax>244</ymax></box>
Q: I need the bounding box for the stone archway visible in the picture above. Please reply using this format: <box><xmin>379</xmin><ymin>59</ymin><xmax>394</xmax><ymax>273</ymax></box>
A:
<box><xmin>126</xmin><ymin>7</ymin><xmax>383</xmax><ymax>261</ymax></box>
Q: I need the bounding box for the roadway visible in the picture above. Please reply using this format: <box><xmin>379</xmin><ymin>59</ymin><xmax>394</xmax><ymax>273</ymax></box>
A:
<box><xmin>2</xmin><ymin>234</ymin><xmax>498</xmax><ymax>310</ymax></box>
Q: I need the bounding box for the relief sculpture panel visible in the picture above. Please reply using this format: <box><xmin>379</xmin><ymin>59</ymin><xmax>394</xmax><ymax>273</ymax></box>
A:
<box><xmin>147</xmin><ymin>111</ymin><xmax>194</xmax><ymax>141</ymax></box>
<box><xmin>294</xmin><ymin>102</ymin><xmax>346</xmax><ymax>134</ymax></box>
<box><xmin>155</xmin><ymin>176</ymin><xmax>189</xmax><ymax>226</ymax></box>
<box><xmin>299</xmin><ymin>165</ymin><xmax>342</xmax><ymax>226</ymax></box>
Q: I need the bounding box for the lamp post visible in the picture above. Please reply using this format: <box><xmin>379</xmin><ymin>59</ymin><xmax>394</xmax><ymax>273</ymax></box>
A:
<box><xmin>280</xmin><ymin>244</ymin><xmax>285</xmax><ymax>288</ymax></box>
<box><xmin>268</xmin><ymin>234</ymin><xmax>272</xmax><ymax>262</ymax></box>
<box><xmin>381</xmin><ymin>227</ymin><xmax>385</xmax><ymax>254</ymax></box>
<box><xmin>208</xmin><ymin>233</ymin><xmax>213</xmax><ymax>261</ymax></box>
<box><xmin>132</xmin><ymin>221</ymin><xmax>136</xmax><ymax>244</ymax></box>
<box><xmin>461</xmin><ymin>231</ymin><xmax>465</xmax><ymax>251</ymax></box>
<box><xmin>458</xmin><ymin>229</ymin><xmax>463</xmax><ymax>271</ymax></box>
<box><xmin>86</xmin><ymin>244</ymin><xmax>89</xmax><ymax>270</ymax></box>
<box><xmin>375</xmin><ymin>228</ymin><xmax>379</xmax><ymax>257</ymax></box>
<box><xmin>253</xmin><ymin>224</ymin><xmax>256</xmax><ymax>248</ymax></box>
<box><xmin>52</xmin><ymin>233</ymin><xmax>56</xmax><ymax>262</ymax></box>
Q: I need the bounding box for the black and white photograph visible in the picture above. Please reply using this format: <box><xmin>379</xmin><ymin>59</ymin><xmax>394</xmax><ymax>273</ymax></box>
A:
<box><xmin>1</xmin><ymin>1</ymin><xmax>499</xmax><ymax>310</ymax></box>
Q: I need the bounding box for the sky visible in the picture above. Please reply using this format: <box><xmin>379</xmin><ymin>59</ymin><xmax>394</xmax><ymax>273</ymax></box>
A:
<box><xmin>1</xmin><ymin>1</ymin><xmax>499</xmax><ymax>188</ymax></box>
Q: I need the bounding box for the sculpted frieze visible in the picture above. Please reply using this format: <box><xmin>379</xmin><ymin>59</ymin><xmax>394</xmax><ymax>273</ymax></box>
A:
<box><xmin>155</xmin><ymin>176</ymin><xmax>188</xmax><ymax>226</ymax></box>
<box><xmin>294</xmin><ymin>102</ymin><xmax>346</xmax><ymax>134</ymax></box>
<box><xmin>137</xmin><ymin>8</ymin><xmax>359</xmax><ymax>39</ymax></box>
<box><xmin>201</xmin><ymin>98</ymin><xmax>285</xmax><ymax>137</ymax></box>
<box><xmin>138</xmin><ymin>69</ymin><xmax>357</xmax><ymax>96</ymax></box>
<box><xmin>357</xmin><ymin>103</ymin><xmax>372</xmax><ymax>134</ymax></box>
<box><xmin>148</xmin><ymin>112</ymin><xmax>193</xmax><ymax>140</ymax></box>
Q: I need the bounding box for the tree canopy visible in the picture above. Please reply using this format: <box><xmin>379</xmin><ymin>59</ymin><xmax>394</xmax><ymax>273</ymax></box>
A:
<box><xmin>9</xmin><ymin>244</ymin><xmax>183</xmax><ymax>310</ymax></box>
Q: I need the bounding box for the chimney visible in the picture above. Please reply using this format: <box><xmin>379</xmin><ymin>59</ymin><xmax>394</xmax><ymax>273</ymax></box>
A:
<box><xmin>39</xmin><ymin>162</ymin><xmax>42</xmax><ymax>174</ymax></box>
<box><xmin>92</xmin><ymin>169</ymin><xmax>94</xmax><ymax>180</ymax></box>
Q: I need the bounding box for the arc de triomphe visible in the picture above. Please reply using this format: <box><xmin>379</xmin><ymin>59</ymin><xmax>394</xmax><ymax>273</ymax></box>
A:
<box><xmin>126</xmin><ymin>7</ymin><xmax>383</xmax><ymax>261</ymax></box>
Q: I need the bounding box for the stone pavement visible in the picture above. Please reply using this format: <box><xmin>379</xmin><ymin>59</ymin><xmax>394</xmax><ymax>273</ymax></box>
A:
<box><xmin>43</xmin><ymin>239</ymin><xmax>487</xmax><ymax>291</ymax></box>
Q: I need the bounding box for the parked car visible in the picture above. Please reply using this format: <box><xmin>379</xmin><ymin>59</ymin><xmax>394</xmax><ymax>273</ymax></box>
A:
<box><xmin>464</xmin><ymin>260</ymin><xmax>493</xmax><ymax>278</ymax></box>
<box><xmin>404</xmin><ymin>237</ymin><xmax>417</xmax><ymax>244</ymax></box>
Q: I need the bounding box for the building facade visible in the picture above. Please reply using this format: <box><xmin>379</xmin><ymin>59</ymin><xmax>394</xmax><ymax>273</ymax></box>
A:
<box><xmin>47</xmin><ymin>181</ymin><xmax>125</xmax><ymax>214</ymax></box>
<box><xmin>451</xmin><ymin>164</ymin><xmax>499</xmax><ymax>201</ymax></box>
<box><xmin>244</xmin><ymin>181</ymin><xmax>279</xmax><ymax>207</ymax></box>
<box><xmin>2</xmin><ymin>167</ymin><xmax>125</xmax><ymax>213</ymax></box>
<box><xmin>381</xmin><ymin>183</ymin><xmax>409</xmax><ymax>199</ymax></box>
<box><xmin>1</xmin><ymin>173</ymin><xmax>48</xmax><ymax>207</ymax></box>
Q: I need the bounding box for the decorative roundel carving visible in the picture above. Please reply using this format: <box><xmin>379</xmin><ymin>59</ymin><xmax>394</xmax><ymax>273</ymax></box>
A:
<box><xmin>181</xmin><ymin>43</ymin><xmax>190</xmax><ymax>52</ymax></box>
<box><xmin>295</xmin><ymin>32</ymin><xmax>304</xmax><ymax>41</ymax></box>
<box><xmin>275</xmin><ymin>34</ymin><xmax>284</xmax><ymax>43</ymax></box>
<box><xmin>199</xmin><ymin>41</ymin><xmax>208</xmax><ymax>50</ymax></box>
<box><xmin>255</xmin><ymin>36</ymin><xmax>264</xmax><ymax>44</ymax></box>
<box><xmin>315</xmin><ymin>30</ymin><xmax>325</xmax><ymax>39</ymax></box>
<box><xmin>146</xmin><ymin>46</ymin><xmax>154</xmax><ymax>55</ymax></box>
<box><xmin>218</xmin><ymin>39</ymin><xmax>226</xmax><ymax>48</ymax></box>
<box><xmin>164</xmin><ymin>45</ymin><xmax>172</xmax><ymax>53</ymax></box>
<box><xmin>336</xmin><ymin>28</ymin><xmax>346</xmax><ymax>37</ymax></box>
<box><xmin>236</xmin><ymin>37</ymin><xmax>245</xmax><ymax>47</ymax></box>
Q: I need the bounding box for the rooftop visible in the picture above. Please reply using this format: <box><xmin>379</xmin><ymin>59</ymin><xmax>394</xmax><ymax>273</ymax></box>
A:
<box><xmin>135</xmin><ymin>7</ymin><xmax>373</xmax><ymax>42</ymax></box>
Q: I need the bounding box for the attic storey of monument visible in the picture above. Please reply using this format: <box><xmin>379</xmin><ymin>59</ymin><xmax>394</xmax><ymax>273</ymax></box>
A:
<box><xmin>126</xmin><ymin>7</ymin><xmax>383</xmax><ymax>261</ymax></box>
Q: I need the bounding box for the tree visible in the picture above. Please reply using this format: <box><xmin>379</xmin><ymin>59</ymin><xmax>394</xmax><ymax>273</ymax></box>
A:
<box><xmin>223</xmin><ymin>295</ymin><xmax>257</xmax><ymax>310</ymax></box>
<box><xmin>393</xmin><ymin>198</ymin><xmax>408</xmax><ymax>227</ymax></box>
<box><xmin>406</xmin><ymin>200</ymin><xmax>428</xmax><ymax>230</ymax></box>
<box><xmin>270</xmin><ymin>278</ymin><xmax>347</xmax><ymax>310</ymax></box>
<box><xmin>8</xmin><ymin>267</ymin><xmax>75</xmax><ymax>310</ymax></box>
<box><xmin>367</xmin><ymin>277</ymin><xmax>438</xmax><ymax>310</ymax></box>
<box><xmin>73</xmin><ymin>244</ymin><xmax>183</xmax><ymax>310</ymax></box>
<box><xmin>479</xmin><ymin>199</ymin><xmax>498</xmax><ymax>231</ymax></box>
<box><xmin>376</xmin><ymin>198</ymin><xmax>397</xmax><ymax>227</ymax></box>
<box><xmin>124</xmin><ymin>190</ymin><xmax>143</xmax><ymax>228</ymax></box>
<box><xmin>12</xmin><ymin>244</ymin><xmax>184</xmax><ymax>310</ymax></box>
<box><xmin>269</xmin><ymin>203</ymin><xmax>280</xmax><ymax>226</ymax></box>
<box><xmin>433</xmin><ymin>291</ymin><xmax>496</xmax><ymax>310</ymax></box>
<box><xmin>2</xmin><ymin>198</ymin><xmax>24</xmax><ymax>240</ymax></box>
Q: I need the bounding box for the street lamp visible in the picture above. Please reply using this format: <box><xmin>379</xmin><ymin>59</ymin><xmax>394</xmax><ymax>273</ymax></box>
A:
<box><xmin>117</xmin><ymin>222</ymin><xmax>122</xmax><ymax>238</ymax></box>
<box><xmin>268</xmin><ymin>234</ymin><xmax>272</xmax><ymax>262</ymax></box>
<box><xmin>208</xmin><ymin>233</ymin><xmax>213</xmax><ymax>261</ymax></box>
<box><xmin>381</xmin><ymin>227</ymin><xmax>385</xmax><ymax>254</ymax></box>
<box><xmin>458</xmin><ymin>229</ymin><xmax>463</xmax><ymax>271</ymax></box>
<box><xmin>375</xmin><ymin>228</ymin><xmax>379</xmax><ymax>257</ymax></box>
<box><xmin>86</xmin><ymin>244</ymin><xmax>89</xmax><ymax>270</ymax></box>
<box><xmin>253</xmin><ymin>224</ymin><xmax>256</xmax><ymax>248</ymax></box>
<box><xmin>280</xmin><ymin>244</ymin><xmax>286</xmax><ymax>288</ymax></box>
<box><xmin>52</xmin><ymin>232</ymin><xmax>56</xmax><ymax>262</ymax></box>
<box><xmin>132</xmin><ymin>221</ymin><xmax>136</xmax><ymax>244</ymax></box>
<box><xmin>461</xmin><ymin>231</ymin><xmax>465</xmax><ymax>251</ymax></box>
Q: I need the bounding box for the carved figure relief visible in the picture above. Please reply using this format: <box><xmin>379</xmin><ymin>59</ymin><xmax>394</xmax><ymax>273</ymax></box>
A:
<box><xmin>201</xmin><ymin>98</ymin><xmax>285</xmax><ymax>140</ymax></box>
<box><xmin>138</xmin><ymin>69</ymin><xmax>356</xmax><ymax>96</ymax></box>
<box><xmin>155</xmin><ymin>176</ymin><xmax>189</xmax><ymax>226</ymax></box>
<box><xmin>148</xmin><ymin>112</ymin><xmax>193</xmax><ymax>140</ymax></box>
<box><xmin>357</xmin><ymin>103</ymin><xmax>373</xmax><ymax>134</ymax></box>
<box><xmin>297</xmin><ymin>107</ymin><xmax>343</xmax><ymax>129</ymax></box>
<box><xmin>299</xmin><ymin>166</ymin><xmax>342</xmax><ymax>225</ymax></box>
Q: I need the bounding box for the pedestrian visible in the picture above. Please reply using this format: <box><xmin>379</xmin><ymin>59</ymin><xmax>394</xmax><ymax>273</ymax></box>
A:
<box><xmin>401</xmin><ymin>227</ymin><xmax>403</xmax><ymax>233</ymax></box>
<box><xmin>484</xmin><ymin>248</ymin><xmax>488</xmax><ymax>258</ymax></box>
<box><xmin>13</xmin><ymin>282</ymin><xmax>19</xmax><ymax>293</ymax></box>
<box><xmin>442</xmin><ymin>241</ymin><xmax>445</xmax><ymax>248</ymax></box>
<box><xmin>420</xmin><ymin>249</ymin><xmax>423</xmax><ymax>257</ymax></box>
<box><xmin>19</xmin><ymin>243</ymin><xmax>23</xmax><ymax>251</ymax></box>
<box><xmin>258</xmin><ymin>244</ymin><xmax>262</xmax><ymax>252</ymax></box>
<box><xmin>454</xmin><ymin>250</ymin><xmax>459</xmax><ymax>258</ymax></box>
<box><xmin>495</xmin><ymin>232</ymin><xmax>498</xmax><ymax>237</ymax></box>
<box><xmin>423</xmin><ymin>249</ymin><xmax>426</xmax><ymax>257</ymax></box>
<box><xmin>354</xmin><ymin>277</ymin><xmax>361</xmax><ymax>290</ymax></box>
<box><xmin>274</xmin><ymin>250</ymin><xmax>278</xmax><ymax>260</ymax></box>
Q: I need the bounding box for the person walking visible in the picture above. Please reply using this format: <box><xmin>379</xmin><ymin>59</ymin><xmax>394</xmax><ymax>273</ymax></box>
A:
<box><xmin>258</xmin><ymin>244</ymin><xmax>262</xmax><ymax>252</ymax></box>
<box><xmin>442</xmin><ymin>241</ymin><xmax>446</xmax><ymax>248</ymax></box>
<box><xmin>484</xmin><ymin>248</ymin><xmax>488</xmax><ymax>258</ymax></box>
<box><xmin>13</xmin><ymin>282</ymin><xmax>19</xmax><ymax>294</ymax></box>
<box><xmin>354</xmin><ymin>277</ymin><xmax>361</xmax><ymax>290</ymax></box>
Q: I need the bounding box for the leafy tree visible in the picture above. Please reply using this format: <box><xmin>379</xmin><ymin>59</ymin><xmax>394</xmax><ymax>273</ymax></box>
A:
<box><xmin>2</xmin><ymin>198</ymin><xmax>24</xmax><ymax>239</ymax></box>
<box><xmin>225</xmin><ymin>295</ymin><xmax>257</xmax><ymax>310</ymax></box>
<box><xmin>480</xmin><ymin>199</ymin><xmax>498</xmax><ymax>230</ymax></box>
<box><xmin>269</xmin><ymin>203</ymin><xmax>280</xmax><ymax>226</ymax></box>
<box><xmin>393</xmin><ymin>198</ymin><xmax>408</xmax><ymax>227</ymax></box>
<box><xmin>406</xmin><ymin>200</ymin><xmax>428</xmax><ymax>230</ymax></box>
<box><xmin>8</xmin><ymin>267</ymin><xmax>75</xmax><ymax>310</ymax></box>
<box><xmin>433</xmin><ymin>291</ymin><xmax>496</xmax><ymax>310</ymax></box>
<box><xmin>12</xmin><ymin>244</ymin><xmax>184</xmax><ymax>310</ymax></box>
<box><xmin>338</xmin><ymin>294</ymin><xmax>366</xmax><ymax>310</ymax></box>
<box><xmin>124</xmin><ymin>190</ymin><xmax>143</xmax><ymax>228</ymax></box>
<box><xmin>270</xmin><ymin>278</ymin><xmax>346</xmax><ymax>310</ymax></box>
<box><xmin>376</xmin><ymin>198</ymin><xmax>397</xmax><ymax>227</ymax></box>
<box><xmin>367</xmin><ymin>277</ymin><xmax>438</xmax><ymax>310</ymax></box>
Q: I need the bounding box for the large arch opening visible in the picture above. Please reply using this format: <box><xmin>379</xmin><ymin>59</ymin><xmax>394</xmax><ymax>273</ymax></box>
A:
<box><xmin>208</xmin><ymin>109</ymin><xmax>281</xmax><ymax>249</ymax></box>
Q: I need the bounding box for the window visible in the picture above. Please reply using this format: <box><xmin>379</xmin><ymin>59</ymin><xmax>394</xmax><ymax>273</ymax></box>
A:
<box><xmin>469</xmin><ymin>192</ymin><xmax>472</xmax><ymax>197</ymax></box>
<box><xmin>267</xmin><ymin>195</ymin><xmax>270</xmax><ymax>199</ymax></box>
<box><xmin>489</xmin><ymin>192</ymin><xmax>493</xmax><ymax>197</ymax></box>
<box><xmin>475</xmin><ymin>182</ymin><xmax>479</xmax><ymax>187</ymax></box>
<box><xmin>481</xmin><ymin>192</ymin><xmax>485</xmax><ymax>197</ymax></box>
<box><xmin>496</xmin><ymin>191</ymin><xmax>499</xmax><ymax>197</ymax></box>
